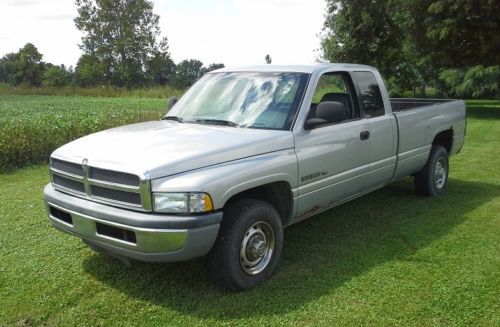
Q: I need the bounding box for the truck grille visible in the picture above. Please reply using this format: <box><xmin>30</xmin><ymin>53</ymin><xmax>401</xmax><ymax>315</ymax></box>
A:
<box><xmin>89</xmin><ymin>167</ymin><xmax>140</xmax><ymax>186</ymax></box>
<box><xmin>50</xmin><ymin>158</ymin><xmax>151</xmax><ymax>211</ymax></box>
<box><xmin>51</xmin><ymin>158</ymin><xmax>84</xmax><ymax>177</ymax></box>
<box><xmin>91</xmin><ymin>185</ymin><xmax>142</xmax><ymax>205</ymax></box>
<box><xmin>53</xmin><ymin>175</ymin><xmax>85</xmax><ymax>193</ymax></box>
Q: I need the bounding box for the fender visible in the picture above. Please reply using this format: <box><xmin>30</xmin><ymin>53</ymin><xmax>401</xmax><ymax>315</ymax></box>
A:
<box><xmin>151</xmin><ymin>149</ymin><xmax>298</xmax><ymax>209</ymax></box>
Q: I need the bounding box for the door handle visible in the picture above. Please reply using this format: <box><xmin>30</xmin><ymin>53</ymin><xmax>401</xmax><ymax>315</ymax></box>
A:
<box><xmin>360</xmin><ymin>131</ymin><xmax>370</xmax><ymax>140</ymax></box>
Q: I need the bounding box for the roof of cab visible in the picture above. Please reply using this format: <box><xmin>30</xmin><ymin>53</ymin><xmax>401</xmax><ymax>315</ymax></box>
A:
<box><xmin>211</xmin><ymin>63</ymin><xmax>376</xmax><ymax>74</ymax></box>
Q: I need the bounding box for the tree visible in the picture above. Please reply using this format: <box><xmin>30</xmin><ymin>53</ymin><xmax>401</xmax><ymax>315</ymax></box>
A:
<box><xmin>43</xmin><ymin>64</ymin><xmax>72</xmax><ymax>87</ymax></box>
<box><xmin>321</xmin><ymin>0</ymin><xmax>406</xmax><ymax>80</ymax></box>
<box><xmin>172</xmin><ymin>59</ymin><xmax>204</xmax><ymax>88</ymax></box>
<box><xmin>438</xmin><ymin>65</ymin><xmax>500</xmax><ymax>98</ymax></box>
<box><xmin>4</xmin><ymin>43</ymin><xmax>43</xmax><ymax>86</ymax></box>
<box><xmin>410</xmin><ymin>0</ymin><xmax>500</xmax><ymax>68</ymax></box>
<box><xmin>146</xmin><ymin>53</ymin><xmax>175</xmax><ymax>85</ymax></box>
<box><xmin>74</xmin><ymin>0</ymin><xmax>172</xmax><ymax>87</ymax></box>
<box><xmin>320</xmin><ymin>0</ymin><xmax>500</xmax><ymax>97</ymax></box>
<box><xmin>265</xmin><ymin>54</ymin><xmax>272</xmax><ymax>64</ymax></box>
<box><xmin>0</xmin><ymin>63</ymin><xmax>6</xmax><ymax>83</ymax></box>
<box><xmin>146</xmin><ymin>39</ymin><xmax>176</xmax><ymax>85</ymax></box>
<box><xmin>205</xmin><ymin>63</ymin><xmax>225</xmax><ymax>72</ymax></box>
<box><xmin>74</xmin><ymin>54</ymin><xmax>106</xmax><ymax>86</ymax></box>
<box><xmin>0</xmin><ymin>53</ymin><xmax>16</xmax><ymax>83</ymax></box>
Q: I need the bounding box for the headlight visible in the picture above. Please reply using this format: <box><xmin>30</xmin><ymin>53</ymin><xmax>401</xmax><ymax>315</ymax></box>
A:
<box><xmin>153</xmin><ymin>192</ymin><xmax>213</xmax><ymax>213</ymax></box>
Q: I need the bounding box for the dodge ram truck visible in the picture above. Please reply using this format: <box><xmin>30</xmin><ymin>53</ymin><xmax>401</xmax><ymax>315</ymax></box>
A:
<box><xmin>44</xmin><ymin>64</ymin><xmax>466</xmax><ymax>291</ymax></box>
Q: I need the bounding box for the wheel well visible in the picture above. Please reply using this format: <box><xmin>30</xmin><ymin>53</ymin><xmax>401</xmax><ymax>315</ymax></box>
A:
<box><xmin>433</xmin><ymin>129</ymin><xmax>453</xmax><ymax>153</ymax></box>
<box><xmin>224</xmin><ymin>182</ymin><xmax>293</xmax><ymax>226</ymax></box>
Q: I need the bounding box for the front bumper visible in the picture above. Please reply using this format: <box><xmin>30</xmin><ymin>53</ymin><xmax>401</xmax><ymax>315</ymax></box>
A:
<box><xmin>44</xmin><ymin>184</ymin><xmax>221</xmax><ymax>262</ymax></box>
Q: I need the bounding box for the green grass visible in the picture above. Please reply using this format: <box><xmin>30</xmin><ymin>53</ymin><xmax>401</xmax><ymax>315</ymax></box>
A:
<box><xmin>0</xmin><ymin>95</ymin><xmax>169</xmax><ymax>170</ymax></box>
<box><xmin>0</xmin><ymin>101</ymin><xmax>499</xmax><ymax>326</ymax></box>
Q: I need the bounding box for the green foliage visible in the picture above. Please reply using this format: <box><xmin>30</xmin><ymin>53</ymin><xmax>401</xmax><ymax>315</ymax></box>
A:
<box><xmin>146</xmin><ymin>50</ymin><xmax>176</xmax><ymax>85</ymax></box>
<box><xmin>1</xmin><ymin>43</ymin><xmax>43</xmax><ymax>86</ymax></box>
<box><xmin>172</xmin><ymin>59</ymin><xmax>205</xmax><ymax>88</ymax></box>
<box><xmin>74</xmin><ymin>0</ymin><xmax>171</xmax><ymax>87</ymax></box>
<box><xmin>321</xmin><ymin>0</ymin><xmax>500</xmax><ymax>98</ymax></box>
<box><xmin>321</xmin><ymin>0</ymin><xmax>405</xmax><ymax>79</ymax></box>
<box><xmin>206</xmin><ymin>63</ymin><xmax>225</xmax><ymax>72</ymax></box>
<box><xmin>0</xmin><ymin>83</ymin><xmax>183</xmax><ymax>98</ymax></box>
<box><xmin>74</xmin><ymin>54</ymin><xmax>106</xmax><ymax>87</ymax></box>
<box><xmin>3</xmin><ymin>0</ymin><xmax>222</xmax><ymax>91</ymax></box>
<box><xmin>42</xmin><ymin>65</ymin><xmax>72</xmax><ymax>87</ymax></box>
<box><xmin>412</xmin><ymin>0</ymin><xmax>500</xmax><ymax>68</ymax></box>
<box><xmin>0</xmin><ymin>95</ymin><xmax>169</xmax><ymax>170</ymax></box>
<box><xmin>438</xmin><ymin>66</ymin><xmax>500</xmax><ymax>98</ymax></box>
<box><xmin>0</xmin><ymin>58</ymin><xmax>8</xmax><ymax>83</ymax></box>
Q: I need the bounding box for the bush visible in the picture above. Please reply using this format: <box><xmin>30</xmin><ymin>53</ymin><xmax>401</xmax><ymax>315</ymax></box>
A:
<box><xmin>43</xmin><ymin>65</ymin><xmax>72</xmax><ymax>87</ymax></box>
<box><xmin>438</xmin><ymin>65</ymin><xmax>499</xmax><ymax>99</ymax></box>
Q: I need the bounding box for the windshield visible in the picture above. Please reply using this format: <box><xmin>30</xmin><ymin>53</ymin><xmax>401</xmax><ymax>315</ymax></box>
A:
<box><xmin>167</xmin><ymin>72</ymin><xmax>309</xmax><ymax>130</ymax></box>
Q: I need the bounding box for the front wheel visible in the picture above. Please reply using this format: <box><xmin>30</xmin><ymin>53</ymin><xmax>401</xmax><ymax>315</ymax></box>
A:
<box><xmin>207</xmin><ymin>199</ymin><xmax>283</xmax><ymax>291</ymax></box>
<box><xmin>414</xmin><ymin>145</ymin><xmax>449</xmax><ymax>196</ymax></box>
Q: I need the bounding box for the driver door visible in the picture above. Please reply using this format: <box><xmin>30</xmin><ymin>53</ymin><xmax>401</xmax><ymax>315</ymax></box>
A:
<box><xmin>294</xmin><ymin>72</ymin><xmax>372</xmax><ymax>218</ymax></box>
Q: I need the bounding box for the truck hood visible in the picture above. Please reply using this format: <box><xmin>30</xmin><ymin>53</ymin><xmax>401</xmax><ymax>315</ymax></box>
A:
<box><xmin>52</xmin><ymin>120</ymin><xmax>294</xmax><ymax>179</ymax></box>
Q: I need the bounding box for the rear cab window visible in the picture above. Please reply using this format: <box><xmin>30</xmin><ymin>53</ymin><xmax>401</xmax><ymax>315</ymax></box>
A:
<box><xmin>352</xmin><ymin>71</ymin><xmax>385</xmax><ymax>118</ymax></box>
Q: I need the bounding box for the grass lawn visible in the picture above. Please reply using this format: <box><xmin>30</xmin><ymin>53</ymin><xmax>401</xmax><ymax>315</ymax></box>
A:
<box><xmin>0</xmin><ymin>100</ymin><xmax>499</xmax><ymax>326</ymax></box>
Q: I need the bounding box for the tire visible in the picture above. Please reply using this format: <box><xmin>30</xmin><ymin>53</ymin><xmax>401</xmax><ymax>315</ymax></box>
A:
<box><xmin>414</xmin><ymin>145</ymin><xmax>449</xmax><ymax>196</ymax></box>
<box><xmin>207</xmin><ymin>199</ymin><xmax>283</xmax><ymax>291</ymax></box>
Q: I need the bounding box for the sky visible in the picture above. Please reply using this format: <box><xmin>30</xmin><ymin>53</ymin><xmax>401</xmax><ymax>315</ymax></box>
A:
<box><xmin>0</xmin><ymin>0</ymin><xmax>327</xmax><ymax>68</ymax></box>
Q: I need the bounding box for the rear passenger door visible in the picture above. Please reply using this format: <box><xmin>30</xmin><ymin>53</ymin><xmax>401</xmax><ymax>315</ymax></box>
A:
<box><xmin>351</xmin><ymin>71</ymin><xmax>397</xmax><ymax>188</ymax></box>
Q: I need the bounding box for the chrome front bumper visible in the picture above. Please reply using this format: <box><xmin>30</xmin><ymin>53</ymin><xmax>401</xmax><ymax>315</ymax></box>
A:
<box><xmin>44</xmin><ymin>184</ymin><xmax>221</xmax><ymax>262</ymax></box>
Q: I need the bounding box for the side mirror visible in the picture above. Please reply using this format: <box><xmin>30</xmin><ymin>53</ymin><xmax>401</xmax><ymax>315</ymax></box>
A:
<box><xmin>305</xmin><ymin>101</ymin><xmax>346</xmax><ymax>130</ymax></box>
<box><xmin>304</xmin><ymin>118</ymin><xmax>328</xmax><ymax>130</ymax></box>
<box><xmin>167</xmin><ymin>96</ymin><xmax>178</xmax><ymax>111</ymax></box>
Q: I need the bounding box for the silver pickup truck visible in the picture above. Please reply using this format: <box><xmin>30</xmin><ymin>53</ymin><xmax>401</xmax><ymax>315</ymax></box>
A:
<box><xmin>44</xmin><ymin>64</ymin><xmax>466</xmax><ymax>291</ymax></box>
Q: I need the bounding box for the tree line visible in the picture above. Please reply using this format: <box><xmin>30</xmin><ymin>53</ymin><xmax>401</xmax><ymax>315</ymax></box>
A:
<box><xmin>0</xmin><ymin>0</ymin><xmax>498</xmax><ymax>98</ymax></box>
<box><xmin>0</xmin><ymin>0</ymin><xmax>224</xmax><ymax>89</ymax></box>
<box><xmin>0</xmin><ymin>42</ymin><xmax>224</xmax><ymax>89</ymax></box>
<box><xmin>321</xmin><ymin>0</ymin><xmax>499</xmax><ymax>99</ymax></box>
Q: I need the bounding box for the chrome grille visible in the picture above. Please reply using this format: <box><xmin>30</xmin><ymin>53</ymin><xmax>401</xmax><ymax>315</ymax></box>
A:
<box><xmin>91</xmin><ymin>186</ymin><xmax>142</xmax><ymax>205</ymax></box>
<box><xmin>89</xmin><ymin>167</ymin><xmax>140</xmax><ymax>186</ymax></box>
<box><xmin>50</xmin><ymin>158</ymin><xmax>150</xmax><ymax>211</ymax></box>
<box><xmin>53</xmin><ymin>175</ymin><xmax>85</xmax><ymax>193</ymax></box>
<box><xmin>51</xmin><ymin>159</ymin><xmax>84</xmax><ymax>176</ymax></box>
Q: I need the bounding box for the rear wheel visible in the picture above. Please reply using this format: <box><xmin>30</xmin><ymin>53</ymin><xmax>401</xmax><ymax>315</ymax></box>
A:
<box><xmin>414</xmin><ymin>145</ymin><xmax>449</xmax><ymax>196</ymax></box>
<box><xmin>207</xmin><ymin>199</ymin><xmax>283</xmax><ymax>291</ymax></box>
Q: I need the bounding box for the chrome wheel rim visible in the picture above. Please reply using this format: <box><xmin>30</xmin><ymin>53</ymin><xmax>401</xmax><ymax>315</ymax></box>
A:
<box><xmin>434</xmin><ymin>158</ymin><xmax>446</xmax><ymax>189</ymax></box>
<box><xmin>240</xmin><ymin>221</ymin><xmax>275</xmax><ymax>275</ymax></box>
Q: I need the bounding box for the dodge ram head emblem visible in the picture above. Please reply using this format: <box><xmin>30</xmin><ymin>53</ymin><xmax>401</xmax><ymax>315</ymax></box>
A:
<box><xmin>82</xmin><ymin>158</ymin><xmax>88</xmax><ymax>168</ymax></box>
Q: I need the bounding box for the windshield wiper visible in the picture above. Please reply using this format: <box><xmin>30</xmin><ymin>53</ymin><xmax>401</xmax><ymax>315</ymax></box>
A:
<box><xmin>195</xmin><ymin>119</ymin><xmax>239</xmax><ymax>127</ymax></box>
<box><xmin>162</xmin><ymin>116</ymin><xmax>184</xmax><ymax>123</ymax></box>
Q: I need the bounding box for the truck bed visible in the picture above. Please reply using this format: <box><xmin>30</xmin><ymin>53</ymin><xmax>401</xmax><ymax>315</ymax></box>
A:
<box><xmin>390</xmin><ymin>98</ymin><xmax>455</xmax><ymax>112</ymax></box>
<box><xmin>390</xmin><ymin>98</ymin><xmax>466</xmax><ymax>180</ymax></box>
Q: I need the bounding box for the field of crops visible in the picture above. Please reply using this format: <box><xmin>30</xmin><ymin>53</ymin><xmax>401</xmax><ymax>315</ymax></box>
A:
<box><xmin>0</xmin><ymin>95</ymin><xmax>169</xmax><ymax>170</ymax></box>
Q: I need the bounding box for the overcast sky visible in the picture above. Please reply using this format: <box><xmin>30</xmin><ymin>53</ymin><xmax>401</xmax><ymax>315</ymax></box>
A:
<box><xmin>0</xmin><ymin>0</ymin><xmax>326</xmax><ymax>68</ymax></box>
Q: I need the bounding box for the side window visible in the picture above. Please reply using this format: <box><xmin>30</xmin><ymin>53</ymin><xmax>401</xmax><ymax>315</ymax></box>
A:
<box><xmin>312</xmin><ymin>74</ymin><xmax>348</xmax><ymax>103</ymax></box>
<box><xmin>309</xmin><ymin>73</ymin><xmax>356</xmax><ymax>125</ymax></box>
<box><xmin>352</xmin><ymin>71</ymin><xmax>385</xmax><ymax>118</ymax></box>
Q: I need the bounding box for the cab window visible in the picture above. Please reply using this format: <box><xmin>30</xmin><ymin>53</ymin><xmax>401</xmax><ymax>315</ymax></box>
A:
<box><xmin>308</xmin><ymin>73</ymin><xmax>357</xmax><ymax>125</ymax></box>
<box><xmin>352</xmin><ymin>71</ymin><xmax>385</xmax><ymax>118</ymax></box>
